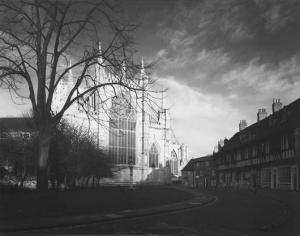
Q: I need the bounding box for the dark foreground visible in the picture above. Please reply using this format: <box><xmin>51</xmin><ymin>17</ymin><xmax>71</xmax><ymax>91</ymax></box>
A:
<box><xmin>0</xmin><ymin>185</ymin><xmax>192</xmax><ymax>221</ymax></box>
<box><xmin>0</xmin><ymin>187</ymin><xmax>300</xmax><ymax>235</ymax></box>
<box><xmin>21</xmin><ymin>188</ymin><xmax>300</xmax><ymax>236</ymax></box>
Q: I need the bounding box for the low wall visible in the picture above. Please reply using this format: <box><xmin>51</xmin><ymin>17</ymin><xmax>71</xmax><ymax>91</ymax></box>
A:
<box><xmin>99</xmin><ymin>165</ymin><xmax>172</xmax><ymax>185</ymax></box>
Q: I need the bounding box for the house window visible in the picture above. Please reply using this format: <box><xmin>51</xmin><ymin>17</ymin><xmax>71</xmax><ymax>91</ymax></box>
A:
<box><xmin>236</xmin><ymin>150</ymin><xmax>241</xmax><ymax>161</ymax></box>
<box><xmin>278</xmin><ymin>167</ymin><xmax>291</xmax><ymax>182</ymax></box>
<box><xmin>252</xmin><ymin>145</ymin><xmax>257</xmax><ymax>157</ymax></box>
<box><xmin>244</xmin><ymin>148</ymin><xmax>248</xmax><ymax>159</ymax></box>
<box><xmin>265</xmin><ymin>141</ymin><xmax>270</xmax><ymax>154</ymax></box>
<box><xmin>281</xmin><ymin>135</ymin><xmax>289</xmax><ymax>151</ymax></box>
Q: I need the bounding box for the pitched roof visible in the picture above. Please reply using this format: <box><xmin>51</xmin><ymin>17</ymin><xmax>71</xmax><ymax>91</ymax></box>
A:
<box><xmin>216</xmin><ymin>98</ymin><xmax>300</xmax><ymax>154</ymax></box>
<box><xmin>182</xmin><ymin>155</ymin><xmax>212</xmax><ymax>171</ymax></box>
<box><xmin>192</xmin><ymin>155</ymin><xmax>213</xmax><ymax>162</ymax></box>
<box><xmin>0</xmin><ymin>117</ymin><xmax>36</xmax><ymax>132</ymax></box>
<box><xmin>181</xmin><ymin>159</ymin><xmax>195</xmax><ymax>171</ymax></box>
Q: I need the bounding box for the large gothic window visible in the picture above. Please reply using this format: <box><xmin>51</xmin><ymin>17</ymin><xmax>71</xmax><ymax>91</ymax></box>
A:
<box><xmin>109</xmin><ymin>93</ymin><xmax>136</xmax><ymax>165</ymax></box>
<box><xmin>149</xmin><ymin>144</ymin><xmax>159</xmax><ymax>168</ymax></box>
<box><xmin>170</xmin><ymin>150</ymin><xmax>179</xmax><ymax>176</ymax></box>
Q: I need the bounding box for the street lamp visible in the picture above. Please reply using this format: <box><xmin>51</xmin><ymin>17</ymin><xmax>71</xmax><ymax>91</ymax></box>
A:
<box><xmin>128</xmin><ymin>156</ymin><xmax>134</xmax><ymax>190</ymax></box>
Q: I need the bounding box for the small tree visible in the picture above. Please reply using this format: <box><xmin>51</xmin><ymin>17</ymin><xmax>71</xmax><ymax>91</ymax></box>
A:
<box><xmin>0</xmin><ymin>0</ymin><xmax>148</xmax><ymax>190</ymax></box>
<box><xmin>49</xmin><ymin>120</ymin><xmax>111</xmax><ymax>189</ymax></box>
<box><xmin>0</xmin><ymin>133</ymin><xmax>37</xmax><ymax>187</ymax></box>
<box><xmin>48</xmin><ymin>122</ymin><xmax>72</xmax><ymax>189</ymax></box>
<box><xmin>77</xmin><ymin>140</ymin><xmax>112</xmax><ymax>187</ymax></box>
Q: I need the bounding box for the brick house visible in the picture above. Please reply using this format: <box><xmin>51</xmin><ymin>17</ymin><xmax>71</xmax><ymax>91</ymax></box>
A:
<box><xmin>181</xmin><ymin>155</ymin><xmax>216</xmax><ymax>188</ymax></box>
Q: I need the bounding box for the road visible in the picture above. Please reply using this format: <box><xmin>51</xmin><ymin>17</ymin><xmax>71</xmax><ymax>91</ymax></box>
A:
<box><xmin>26</xmin><ymin>188</ymin><xmax>299</xmax><ymax>235</ymax></box>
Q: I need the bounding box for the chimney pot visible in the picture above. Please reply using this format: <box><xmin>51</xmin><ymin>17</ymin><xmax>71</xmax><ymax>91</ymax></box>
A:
<box><xmin>257</xmin><ymin>108</ymin><xmax>268</xmax><ymax>121</ymax></box>
<box><xmin>272</xmin><ymin>98</ymin><xmax>283</xmax><ymax>113</ymax></box>
<box><xmin>239</xmin><ymin>120</ymin><xmax>247</xmax><ymax>131</ymax></box>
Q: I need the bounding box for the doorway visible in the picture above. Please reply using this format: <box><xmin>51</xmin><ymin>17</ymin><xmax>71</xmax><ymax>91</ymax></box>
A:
<box><xmin>292</xmin><ymin>168</ymin><xmax>298</xmax><ymax>191</ymax></box>
<box><xmin>272</xmin><ymin>169</ymin><xmax>277</xmax><ymax>189</ymax></box>
<box><xmin>293</xmin><ymin>173</ymin><xmax>297</xmax><ymax>190</ymax></box>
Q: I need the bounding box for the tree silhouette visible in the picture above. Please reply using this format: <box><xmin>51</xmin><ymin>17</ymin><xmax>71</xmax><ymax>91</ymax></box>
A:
<box><xmin>0</xmin><ymin>0</ymin><xmax>148</xmax><ymax>190</ymax></box>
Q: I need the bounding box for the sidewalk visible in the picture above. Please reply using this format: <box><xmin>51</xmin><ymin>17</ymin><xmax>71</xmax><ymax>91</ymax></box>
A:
<box><xmin>0</xmin><ymin>186</ymin><xmax>216</xmax><ymax>233</ymax></box>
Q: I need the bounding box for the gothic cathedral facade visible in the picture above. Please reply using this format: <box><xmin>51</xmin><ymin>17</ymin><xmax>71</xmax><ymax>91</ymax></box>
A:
<box><xmin>53</xmin><ymin>45</ymin><xmax>189</xmax><ymax>184</ymax></box>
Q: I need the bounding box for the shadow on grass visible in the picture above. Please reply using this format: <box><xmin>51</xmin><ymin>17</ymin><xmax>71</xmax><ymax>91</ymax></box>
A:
<box><xmin>0</xmin><ymin>185</ymin><xmax>193</xmax><ymax>220</ymax></box>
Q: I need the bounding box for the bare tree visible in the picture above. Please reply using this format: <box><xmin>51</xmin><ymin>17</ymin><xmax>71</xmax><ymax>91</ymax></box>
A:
<box><xmin>0</xmin><ymin>0</ymin><xmax>148</xmax><ymax>191</ymax></box>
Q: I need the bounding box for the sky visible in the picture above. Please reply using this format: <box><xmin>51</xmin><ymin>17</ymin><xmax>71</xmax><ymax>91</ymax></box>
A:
<box><xmin>1</xmin><ymin>0</ymin><xmax>300</xmax><ymax>157</ymax></box>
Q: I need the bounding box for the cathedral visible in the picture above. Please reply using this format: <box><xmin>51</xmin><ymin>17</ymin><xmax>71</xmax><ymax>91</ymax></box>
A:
<box><xmin>53</xmin><ymin>44</ymin><xmax>189</xmax><ymax>184</ymax></box>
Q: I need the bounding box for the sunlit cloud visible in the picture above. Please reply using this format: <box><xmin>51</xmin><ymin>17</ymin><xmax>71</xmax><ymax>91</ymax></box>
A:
<box><xmin>2</xmin><ymin>0</ymin><xmax>300</xmax><ymax>157</ymax></box>
<box><xmin>156</xmin><ymin>77</ymin><xmax>242</xmax><ymax>156</ymax></box>
<box><xmin>152</xmin><ymin>21</ymin><xmax>300</xmax><ymax>156</ymax></box>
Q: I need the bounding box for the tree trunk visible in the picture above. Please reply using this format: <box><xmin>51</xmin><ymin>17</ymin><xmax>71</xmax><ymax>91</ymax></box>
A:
<box><xmin>36</xmin><ymin>127</ymin><xmax>52</xmax><ymax>191</ymax></box>
<box><xmin>19</xmin><ymin>176</ymin><xmax>25</xmax><ymax>188</ymax></box>
<box><xmin>19</xmin><ymin>161</ymin><xmax>27</xmax><ymax>189</ymax></box>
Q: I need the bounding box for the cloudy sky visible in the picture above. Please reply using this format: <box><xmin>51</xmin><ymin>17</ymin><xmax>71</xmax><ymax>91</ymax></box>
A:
<box><xmin>1</xmin><ymin>0</ymin><xmax>300</xmax><ymax>157</ymax></box>
<box><xmin>130</xmin><ymin>0</ymin><xmax>300</xmax><ymax>157</ymax></box>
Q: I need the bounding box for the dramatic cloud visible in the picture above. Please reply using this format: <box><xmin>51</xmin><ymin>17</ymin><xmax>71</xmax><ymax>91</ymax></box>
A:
<box><xmin>2</xmin><ymin>0</ymin><xmax>300</xmax><ymax>156</ymax></box>
<box><xmin>144</xmin><ymin>0</ymin><xmax>300</xmax><ymax>155</ymax></box>
<box><xmin>154</xmin><ymin>53</ymin><xmax>300</xmax><ymax>156</ymax></box>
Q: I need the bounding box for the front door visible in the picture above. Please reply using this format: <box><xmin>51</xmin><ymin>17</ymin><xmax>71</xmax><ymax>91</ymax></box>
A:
<box><xmin>273</xmin><ymin>169</ymin><xmax>277</xmax><ymax>189</ymax></box>
<box><xmin>293</xmin><ymin>173</ymin><xmax>297</xmax><ymax>191</ymax></box>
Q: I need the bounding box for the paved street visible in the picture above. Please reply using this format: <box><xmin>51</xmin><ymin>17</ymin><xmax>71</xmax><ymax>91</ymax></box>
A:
<box><xmin>18</xmin><ymin>187</ymin><xmax>299</xmax><ymax>235</ymax></box>
<box><xmin>261</xmin><ymin>190</ymin><xmax>300</xmax><ymax>236</ymax></box>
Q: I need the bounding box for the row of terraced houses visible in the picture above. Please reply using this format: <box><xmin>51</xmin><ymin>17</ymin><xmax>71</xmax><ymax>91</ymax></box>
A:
<box><xmin>182</xmin><ymin>98</ymin><xmax>300</xmax><ymax>191</ymax></box>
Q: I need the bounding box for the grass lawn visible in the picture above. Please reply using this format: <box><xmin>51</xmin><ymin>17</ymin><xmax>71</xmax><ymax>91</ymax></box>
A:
<box><xmin>0</xmin><ymin>186</ymin><xmax>192</xmax><ymax>220</ymax></box>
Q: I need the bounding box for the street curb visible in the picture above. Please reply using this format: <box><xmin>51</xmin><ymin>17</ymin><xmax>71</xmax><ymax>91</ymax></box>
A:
<box><xmin>0</xmin><ymin>187</ymin><xmax>217</xmax><ymax>233</ymax></box>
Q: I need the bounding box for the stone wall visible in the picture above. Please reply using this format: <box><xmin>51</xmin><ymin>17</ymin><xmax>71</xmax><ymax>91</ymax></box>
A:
<box><xmin>98</xmin><ymin>165</ymin><xmax>172</xmax><ymax>185</ymax></box>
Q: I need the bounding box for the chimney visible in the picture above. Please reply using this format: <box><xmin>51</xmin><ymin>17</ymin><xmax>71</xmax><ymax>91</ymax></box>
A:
<box><xmin>239</xmin><ymin>120</ymin><xmax>247</xmax><ymax>131</ymax></box>
<box><xmin>257</xmin><ymin>108</ymin><xmax>268</xmax><ymax>121</ymax></box>
<box><xmin>218</xmin><ymin>139</ymin><xmax>224</xmax><ymax>150</ymax></box>
<box><xmin>213</xmin><ymin>145</ymin><xmax>218</xmax><ymax>153</ymax></box>
<box><xmin>272</xmin><ymin>98</ymin><xmax>282</xmax><ymax>113</ymax></box>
